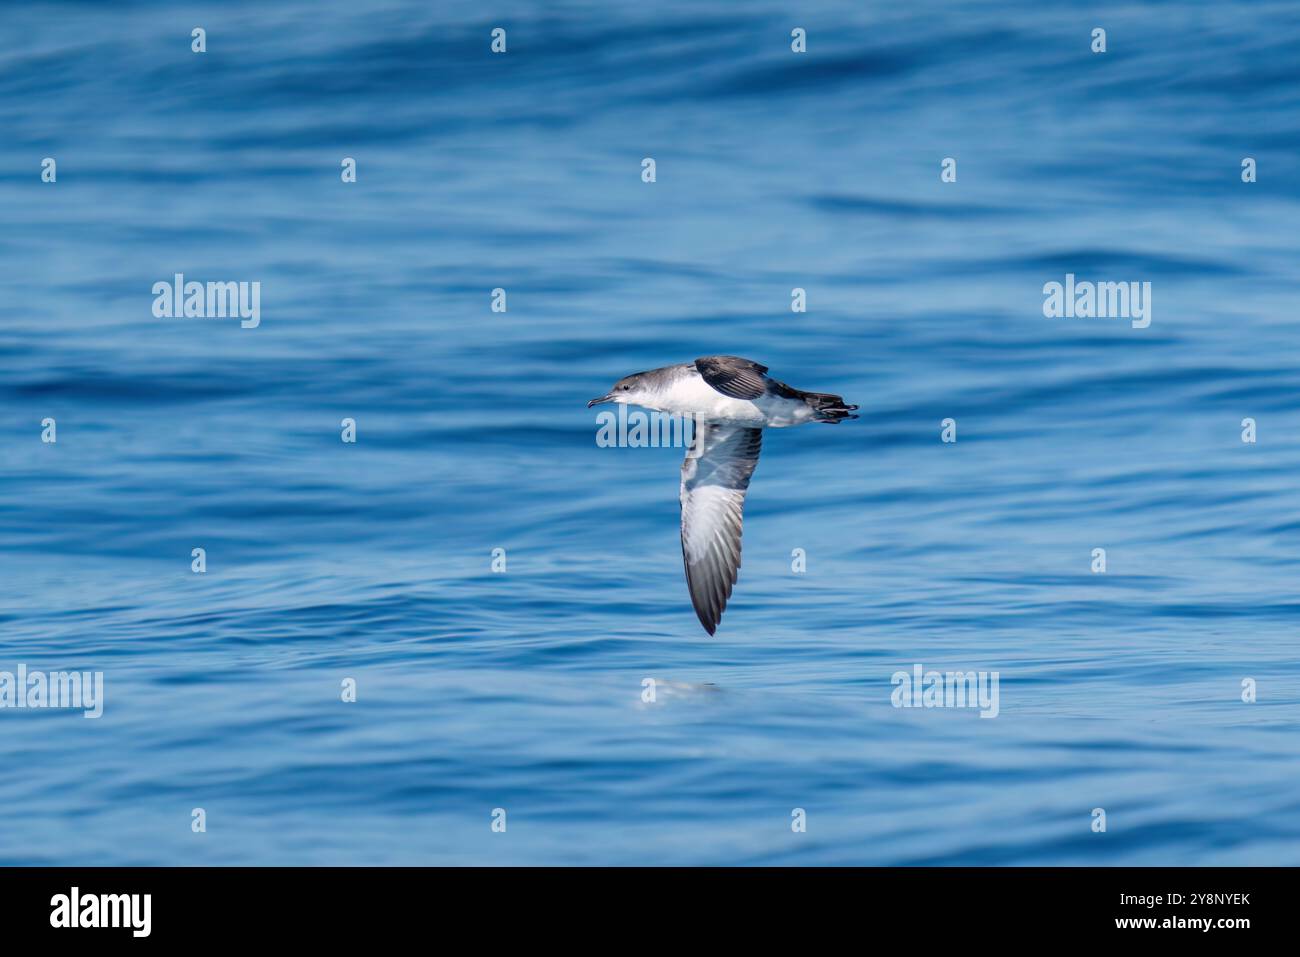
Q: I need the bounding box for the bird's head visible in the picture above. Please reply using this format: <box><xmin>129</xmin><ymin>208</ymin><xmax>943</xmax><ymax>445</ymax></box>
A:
<box><xmin>588</xmin><ymin>372</ymin><xmax>653</xmax><ymax>409</ymax></box>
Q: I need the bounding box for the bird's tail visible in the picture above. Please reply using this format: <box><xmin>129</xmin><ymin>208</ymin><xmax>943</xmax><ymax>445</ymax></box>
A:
<box><xmin>801</xmin><ymin>391</ymin><xmax>859</xmax><ymax>423</ymax></box>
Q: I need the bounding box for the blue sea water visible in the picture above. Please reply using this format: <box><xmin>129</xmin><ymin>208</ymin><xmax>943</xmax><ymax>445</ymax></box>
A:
<box><xmin>2</xmin><ymin>0</ymin><xmax>1300</xmax><ymax>865</ymax></box>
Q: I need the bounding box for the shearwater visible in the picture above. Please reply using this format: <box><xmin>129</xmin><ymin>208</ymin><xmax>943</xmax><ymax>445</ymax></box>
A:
<box><xmin>588</xmin><ymin>355</ymin><xmax>857</xmax><ymax>635</ymax></box>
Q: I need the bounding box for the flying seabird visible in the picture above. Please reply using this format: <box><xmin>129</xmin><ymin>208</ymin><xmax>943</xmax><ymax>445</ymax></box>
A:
<box><xmin>589</xmin><ymin>356</ymin><xmax>857</xmax><ymax>635</ymax></box>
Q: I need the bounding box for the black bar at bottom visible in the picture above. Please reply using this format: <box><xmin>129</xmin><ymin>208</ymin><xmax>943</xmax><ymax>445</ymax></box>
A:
<box><xmin>0</xmin><ymin>866</ymin><xmax>1275</xmax><ymax>942</ymax></box>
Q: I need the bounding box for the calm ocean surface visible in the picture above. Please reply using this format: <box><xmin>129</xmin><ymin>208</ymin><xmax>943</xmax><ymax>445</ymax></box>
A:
<box><xmin>3</xmin><ymin>1</ymin><xmax>1300</xmax><ymax>865</ymax></box>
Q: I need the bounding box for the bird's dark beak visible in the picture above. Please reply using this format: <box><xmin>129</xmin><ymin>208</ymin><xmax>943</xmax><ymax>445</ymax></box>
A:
<box><xmin>587</xmin><ymin>394</ymin><xmax>614</xmax><ymax>408</ymax></box>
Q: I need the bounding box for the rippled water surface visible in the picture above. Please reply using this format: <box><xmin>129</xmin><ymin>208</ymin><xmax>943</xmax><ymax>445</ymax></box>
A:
<box><xmin>2</xmin><ymin>0</ymin><xmax>1300</xmax><ymax>864</ymax></box>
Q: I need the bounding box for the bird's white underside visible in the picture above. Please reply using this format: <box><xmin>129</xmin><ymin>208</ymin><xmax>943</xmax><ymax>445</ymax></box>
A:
<box><xmin>634</xmin><ymin>370</ymin><xmax>816</xmax><ymax>427</ymax></box>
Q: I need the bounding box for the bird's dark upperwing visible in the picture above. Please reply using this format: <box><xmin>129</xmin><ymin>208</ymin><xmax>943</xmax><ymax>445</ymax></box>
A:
<box><xmin>694</xmin><ymin>355</ymin><xmax>769</xmax><ymax>400</ymax></box>
<box><xmin>680</xmin><ymin>422</ymin><xmax>763</xmax><ymax>634</ymax></box>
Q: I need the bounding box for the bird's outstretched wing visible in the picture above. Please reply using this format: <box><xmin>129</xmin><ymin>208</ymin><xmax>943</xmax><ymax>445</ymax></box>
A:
<box><xmin>680</xmin><ymin>421</ymin><xmax>763</xmax><ymax>634</ymax></box>
<box><xmin>694</xmin><ymin>355</ymin><xmax>769</xmax><ymax>400</ymax></box>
